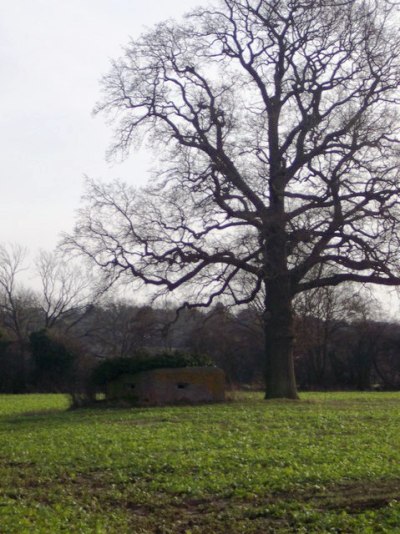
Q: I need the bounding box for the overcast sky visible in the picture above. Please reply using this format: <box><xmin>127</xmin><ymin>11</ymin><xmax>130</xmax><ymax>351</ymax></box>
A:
<box><xmin>0</xmin><ymin>0</ymin><xmax>201</xmax><ymax>252</ymax></box>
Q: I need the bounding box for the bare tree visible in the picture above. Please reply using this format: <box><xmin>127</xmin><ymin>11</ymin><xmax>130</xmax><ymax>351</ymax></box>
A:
<box><xmin>66</xmin><ymin>0</ymin><xmax>400</xmax><ymax>398</ymax></box>
<box><xmin>0</xmin><ymin>243</ymin><xmax>37</xmax><ymax>344</ymax></box>
<box><xmin>0</xmin><ymin>243</ymin><xmax>38</xmax><ymax>384</ymax></box>
<box><xmin>35</xmin><ymin>250</ymin><xmax>101</xmax><ymax>331</ymax></box>
<box><xmin>341</xmin><ymin>291</ymin><xmax>384</xmax><ymax>390</ymax></box>
<box><xmin>83</xmin><ymin>299</ymin><xmax>161</xmax><ymax>358</ymax></box>
<box><xmin>294</xmin><ymin>283</ymin><xmax>380</xmax><ymax>388</ymax></box>
<box><xmin>294</xmin><ymin>285</ymin><xmax>343</xmax><ymax>387</ymax></box>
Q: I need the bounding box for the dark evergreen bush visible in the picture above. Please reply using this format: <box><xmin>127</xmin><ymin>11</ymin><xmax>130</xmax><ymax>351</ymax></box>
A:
<box><xmin>0</xmin><ymin>332</ymin><xmax>20</xmax><ymax>393</ymax></box>
<box><xmin>30</xmin><ymin>330</ymin><xmax>76</xmax><ymax>391</ymax></box>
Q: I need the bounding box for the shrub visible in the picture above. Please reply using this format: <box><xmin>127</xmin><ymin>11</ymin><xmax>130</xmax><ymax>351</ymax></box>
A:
<box><xmin>0</xmin><ymin>332</ymin><xmax>25</xmax><ymax>393</ymax></box>
<box><xmin>30</xmin><ymin>330</ymin><xmax>77</xmax><ymax>392</ymax></box>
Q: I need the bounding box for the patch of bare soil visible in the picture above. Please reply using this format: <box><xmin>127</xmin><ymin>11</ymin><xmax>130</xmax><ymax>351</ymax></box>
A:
<box><xmin>314</xmin><ymin>478</ymin><xmax>400</xmax><ymax>512</ymax></box>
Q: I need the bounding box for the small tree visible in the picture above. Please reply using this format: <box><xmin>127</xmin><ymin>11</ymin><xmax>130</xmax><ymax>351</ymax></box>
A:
<box><xmin>67</xmin><ymin>0</ymin><xmax>400</xmax><ymax>398</ymax></box>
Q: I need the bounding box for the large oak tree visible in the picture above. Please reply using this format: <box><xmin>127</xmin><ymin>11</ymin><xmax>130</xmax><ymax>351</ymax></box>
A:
<box><xmin>68</xmin><ymin>0</ymin><xmax>400</xmax><ymax>398</ymax></box>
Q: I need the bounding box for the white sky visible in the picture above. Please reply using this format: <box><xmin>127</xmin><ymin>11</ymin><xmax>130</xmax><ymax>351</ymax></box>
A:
<box><xmin>0</xmin><ymin>0</ymin><xmax>201</xmax><ymax>251</ymax></box>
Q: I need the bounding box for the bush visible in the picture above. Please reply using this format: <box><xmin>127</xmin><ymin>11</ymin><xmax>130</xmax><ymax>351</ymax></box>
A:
<box><xmin>30</xmin><ymin>330</ymin><xmax>77</xmax><ymax>392</ymax></box>
<box><xmin>91</xmin><ymin>350</ymin><xmax>214</xmax><ymax>387</ymax></box>
<box><xmin>0</xmin><ymin>332</ymin><xmax>26</xmax><ymax>393</ymax></box>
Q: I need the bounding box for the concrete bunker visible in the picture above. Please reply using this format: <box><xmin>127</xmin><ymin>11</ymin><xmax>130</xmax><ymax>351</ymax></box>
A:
<box><xmin>107</xmin><ymin>366</ymin><xmax>225</xmax><ymax>405</ymax></box>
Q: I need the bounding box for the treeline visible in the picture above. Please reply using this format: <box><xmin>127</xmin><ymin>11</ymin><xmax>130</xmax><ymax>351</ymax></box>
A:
<box><xmin>0</xmin><ymin>243</ymin><xmax>399</xmax><ymax>393</ymax></box>
<box><xmin>1</xmin><ymin>295</ymin><xmax>400</xmax><ymax>394</ymax></box>
<box><xmin>0</xmin><ymin>301</ymin><xmax>264</xmax><ymax>393</ymax></box>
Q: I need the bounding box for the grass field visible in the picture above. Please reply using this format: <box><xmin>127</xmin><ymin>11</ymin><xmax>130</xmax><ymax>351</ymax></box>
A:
<box><xmin>0</xmin><ymin>392</ymin><xmax>399</xmax><ymax>533</ymax></box>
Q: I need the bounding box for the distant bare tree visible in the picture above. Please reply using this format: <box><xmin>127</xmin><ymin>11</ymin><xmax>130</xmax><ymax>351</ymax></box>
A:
<box><xmin>35</xmin><ymin>250</ymin><xmax>101</xmax><ymax>331</ymax></box>
<box><xmin>0</xmin><ymin>243</ymin><xmax>38</xmax><ymax>384</ymax></box>
<box><xmin>343</xmin><ymin>292</ymin><xmax>383</xmax><ymax>390</ymax></box>
<box><xmin>84</xmin><ymin>299</ymin><xmax>160</xmax><ymax>358</ymax></box>
<box><xmin>0</xmin><ymin>243</ymin><xmax>37</xmax><ymax>344</ymax></box>
<box><xmin>294</xmin><ymin>282</ymin><xmax>379</xmax><ymax>387</ymax></box>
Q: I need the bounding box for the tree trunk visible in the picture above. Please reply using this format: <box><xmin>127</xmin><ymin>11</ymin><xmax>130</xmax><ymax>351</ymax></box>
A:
<box><xmin>264</xmin><ymin>276</ymin><xmax>299</xmax><ymax>400</ymax></box>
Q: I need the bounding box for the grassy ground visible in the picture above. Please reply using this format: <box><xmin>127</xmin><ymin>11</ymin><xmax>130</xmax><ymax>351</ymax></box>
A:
<box><xmin>0</xmin><ymin>392</ymin><xmax>399</xmax><ymax>533</ymax></box>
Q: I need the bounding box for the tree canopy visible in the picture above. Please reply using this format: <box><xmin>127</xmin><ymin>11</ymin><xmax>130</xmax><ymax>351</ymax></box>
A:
<box><xmin>67</xmin><ymin>0</ymin><xmax>400</xmax><ymax>398</ymax></box>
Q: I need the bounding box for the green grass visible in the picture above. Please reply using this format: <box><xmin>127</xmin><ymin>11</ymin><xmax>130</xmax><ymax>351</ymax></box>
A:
<box><xmin>0</xmin><ymin>392</ymin><xmax>399</xmax><ymax>533</ymax></box>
